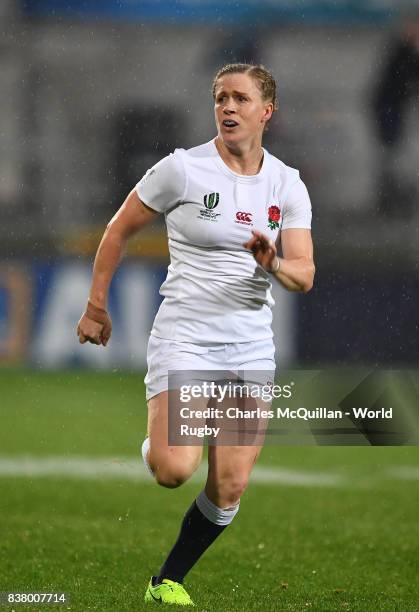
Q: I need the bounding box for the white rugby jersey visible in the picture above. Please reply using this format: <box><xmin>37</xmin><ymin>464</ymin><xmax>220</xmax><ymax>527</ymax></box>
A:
<box><xmin>136</xmin><ymin>139</ymin><xmax>311</xmax><ymax>344</ymax></box>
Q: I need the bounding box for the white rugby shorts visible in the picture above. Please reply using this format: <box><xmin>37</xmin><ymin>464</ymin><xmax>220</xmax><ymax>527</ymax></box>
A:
<box><xmin>144</xmin><ymin>335</ymin><xmax>276</xmax><ymax>401</ymax></box>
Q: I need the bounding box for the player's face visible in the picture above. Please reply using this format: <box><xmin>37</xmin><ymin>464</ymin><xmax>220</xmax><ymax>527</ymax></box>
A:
<box><xmin>214</xmin><ymin>73</ymin><xmax>273</xmax><ymax>146</ymax></box>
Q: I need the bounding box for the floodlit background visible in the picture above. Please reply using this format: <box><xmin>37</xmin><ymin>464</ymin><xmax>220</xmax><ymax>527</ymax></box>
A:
<box><xmin>1</xmin><ymin>0</ymin><xmax>419</xmax><ymax>370</ymax></box>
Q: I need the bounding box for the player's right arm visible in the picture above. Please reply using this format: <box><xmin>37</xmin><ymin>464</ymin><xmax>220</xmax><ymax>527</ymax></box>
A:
<box><xmin>77</xmin><ymin>189</ymin><xmax>159</xmax><ymax>346</ymax></box>
<box><xmin>78</xmin><ymin>151</ymin><xmax>185</xmax><ymax>346</ymax></box>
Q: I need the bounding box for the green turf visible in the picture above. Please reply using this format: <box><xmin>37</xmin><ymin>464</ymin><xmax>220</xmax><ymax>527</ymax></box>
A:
<box><xmin>1</xmin><ymin>370</ymin><xmax>419</xmax><ymax>611</ymax></box>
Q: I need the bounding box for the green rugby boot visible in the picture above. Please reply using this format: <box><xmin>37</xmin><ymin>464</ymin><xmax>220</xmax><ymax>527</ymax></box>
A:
<box><xmin>144</xmin><ymin>578</ymin><xmax>195</xmax><ymax>606</ymax></box>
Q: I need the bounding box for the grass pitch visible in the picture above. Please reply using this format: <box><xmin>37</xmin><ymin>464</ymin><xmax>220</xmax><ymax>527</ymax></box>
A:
<box><xmin>0</xmin><ymin>370</ymin><xmax>419</xmax><ymax>611</ymax></box>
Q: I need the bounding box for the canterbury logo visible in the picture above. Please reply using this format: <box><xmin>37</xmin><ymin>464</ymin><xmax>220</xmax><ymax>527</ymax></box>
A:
<box><xmin>203</xmin><ymin>192</ymin><xmax>219</xmax><ymax>209</ymax></box>
<box><xmin>236</xmin><ymin>211</ymin><xmax>252</xmax><ymax>223</ymax></box>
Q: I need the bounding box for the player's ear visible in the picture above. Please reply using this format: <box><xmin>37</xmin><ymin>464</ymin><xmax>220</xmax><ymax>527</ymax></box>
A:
<box><xmin>262</xmin><ymin>102</ymin><xmax>273</xmax><ymax>124</ymax></box>
<box><xmin>264</xmin><ymin>102</ymin><xmax>274</xmax><ymax>121</ymax></box>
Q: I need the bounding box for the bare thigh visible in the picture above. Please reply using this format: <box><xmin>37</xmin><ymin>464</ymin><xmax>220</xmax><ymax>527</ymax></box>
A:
<box><xmin>147</xmin><ymin>390</ymin><xmax>204</xmax><ymax>488</ymax></box>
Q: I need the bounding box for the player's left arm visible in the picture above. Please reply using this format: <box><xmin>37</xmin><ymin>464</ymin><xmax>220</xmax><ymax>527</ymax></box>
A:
<box><xmin>244</xmin><ymin>228</ymin><xmax>315</xmax><ymax>293</ymax></box>
<box><xmin>274</xmin><ymin>228</ymin><xmax>315</xmax><ymax>292</ymax></box>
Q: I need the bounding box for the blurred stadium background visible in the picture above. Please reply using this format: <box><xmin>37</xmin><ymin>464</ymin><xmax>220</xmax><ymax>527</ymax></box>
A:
<box><xmin>1</xmin><ymin>2</ymin><xmax>419</xmax><ymax>610</ymax></box>
<box><xmin>1</xmin><ymin>0</ymin><xmax>419</xmax><ymax>370</ymax></box>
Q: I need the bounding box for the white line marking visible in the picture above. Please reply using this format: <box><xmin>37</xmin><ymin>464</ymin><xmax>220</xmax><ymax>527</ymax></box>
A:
<box><xmin>387</xmin><ymin>466</ymin><xmax>419</xmax><ymax>480</ymax></box>
<box><xmin>250</xmin><ymin>466</ymin><xmax>342</xmax><ymax>486</ymax></box>
<box><xmin>0</xmin><ymin>456</ymin><xmax>343</xmax><ymax>487</ymax></box>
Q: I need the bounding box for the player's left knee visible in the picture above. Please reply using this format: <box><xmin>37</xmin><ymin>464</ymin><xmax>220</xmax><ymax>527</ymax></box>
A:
<box><xmin>215</xmin><ymin>475</ymin><xmax>250</xmax><ymax>507</ymax></box>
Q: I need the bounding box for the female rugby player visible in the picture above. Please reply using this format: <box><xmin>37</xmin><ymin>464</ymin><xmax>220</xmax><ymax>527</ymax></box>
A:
<box><xmin>77</xmin><ymin>63</ymin><xmax>315</xmax><ymax>606</ymax></box>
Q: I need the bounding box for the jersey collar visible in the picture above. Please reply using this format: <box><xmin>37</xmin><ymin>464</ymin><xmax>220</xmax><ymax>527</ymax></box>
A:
<box><xmin>210</xmin><ymin>138</ymin><xmax>269</xmax><ymax>184</ymax></box>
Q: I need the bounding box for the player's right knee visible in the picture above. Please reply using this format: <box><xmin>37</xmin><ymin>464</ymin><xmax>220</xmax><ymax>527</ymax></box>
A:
<box><xmin>152</xmin><ymin>461</ymin><xmax>195</xmax><ymax>489</ymax></box>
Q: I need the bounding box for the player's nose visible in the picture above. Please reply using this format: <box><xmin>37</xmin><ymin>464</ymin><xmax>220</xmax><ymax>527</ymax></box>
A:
<box><xmin>223</xmin><ymin>108</ymin><xmax>237</xmax><ymax>118</ymax></box>
<box><xmin>222</xmin><ymin>97</ymin><xmax>237</xmax><ymax>113</ymax></box>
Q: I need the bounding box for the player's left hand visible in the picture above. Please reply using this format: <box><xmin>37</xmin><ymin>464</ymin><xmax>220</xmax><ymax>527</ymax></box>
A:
<box><xmin>244</xmin><ymin>230</ymin><xmax>279</xmax><ymax>273</ymax></box>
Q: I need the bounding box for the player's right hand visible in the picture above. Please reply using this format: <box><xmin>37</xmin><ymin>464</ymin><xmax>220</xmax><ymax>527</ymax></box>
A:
<box><xmin>77</xmin><ymin>301</ymin><xmax>112</xmax><ymax>346</ymax></box>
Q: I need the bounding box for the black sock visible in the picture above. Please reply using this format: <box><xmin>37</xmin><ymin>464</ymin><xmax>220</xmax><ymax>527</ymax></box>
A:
<box><xmin>156</xmin><ymin>500</ymin><xmax>228</xmax><ymax>584</ymax></box>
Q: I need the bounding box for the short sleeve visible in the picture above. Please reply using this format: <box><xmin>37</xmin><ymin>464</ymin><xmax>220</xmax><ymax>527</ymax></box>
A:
<box><xmin>281</xmin><ymin>178</ymin><xmax>312</xmax><ymax>230</ymax></box>
<box><xmin>135</xmin><ymin>151</ymin><xmax>186</xmax><ymax>213</ymax></box>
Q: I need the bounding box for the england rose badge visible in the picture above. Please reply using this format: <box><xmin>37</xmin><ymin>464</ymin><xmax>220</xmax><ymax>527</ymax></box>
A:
<box><xmin>268</xmin><ymin>205</ymin><xmax>281</xmax><ymax>230</ymax></box>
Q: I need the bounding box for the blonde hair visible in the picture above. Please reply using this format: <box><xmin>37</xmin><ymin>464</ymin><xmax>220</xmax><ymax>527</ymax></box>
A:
<box><xmin>212</xmin><ymin>63</ymin><xmax>279</xmax><ymax>113</ymax></box>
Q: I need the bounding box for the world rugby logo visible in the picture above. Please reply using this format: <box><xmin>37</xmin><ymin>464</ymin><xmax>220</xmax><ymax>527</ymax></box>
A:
<box><xmin>203</xmin><ymin>192</ymin><xmax>219</xmax><ymax>210</ymax></box>
<box><xmin>198</xmin><ymin>192</ymin><xmax>221</xmax><ymax>222</ymax></box>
